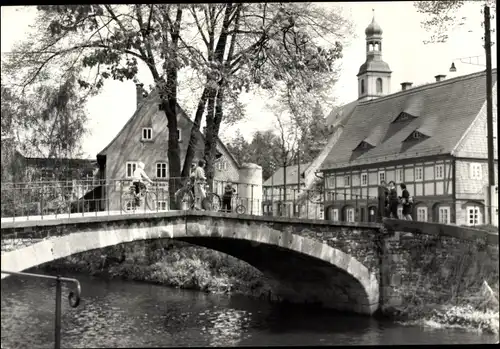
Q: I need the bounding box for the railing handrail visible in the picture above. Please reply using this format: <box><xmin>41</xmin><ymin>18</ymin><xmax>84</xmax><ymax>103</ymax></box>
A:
<box><xmin>1</xmin><ymin>270</ymin><xmax>82</xmax><ymax>349</ymax></box>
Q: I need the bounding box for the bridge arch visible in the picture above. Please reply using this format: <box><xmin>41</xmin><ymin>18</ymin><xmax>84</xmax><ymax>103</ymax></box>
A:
<box><xmin>1</xmin><ymin>214</ymin><xmax>379</xmax><ymax>315</ymax></box>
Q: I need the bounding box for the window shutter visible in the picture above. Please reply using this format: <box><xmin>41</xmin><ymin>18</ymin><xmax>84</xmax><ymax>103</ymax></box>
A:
<box><xmin>469</xmin><ymin>163</ymin><xmax>474</xmax><ymax>179</ymax></box>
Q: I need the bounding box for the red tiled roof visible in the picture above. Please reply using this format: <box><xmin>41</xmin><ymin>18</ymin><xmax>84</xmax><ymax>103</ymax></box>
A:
<box><xmin>321</xmin><ymin>69</ymin><xmax>498</xmax><ymax>170</ymax></box>
<box><xmin>264</xmin><ymin>162</ymin><xmax>312</xmax><ymax>186</ymax></box>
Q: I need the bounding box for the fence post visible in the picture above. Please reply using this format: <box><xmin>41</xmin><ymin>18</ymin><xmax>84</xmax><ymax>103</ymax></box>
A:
<box><xmin>251</xmin><ymin>184</ymin><xmax>254</xmax><ymax>215</ymax></box>
<box><xmin>55</xmin><ymin>276</ymin><xmax>62</xmax><ymax>349</ymax></box>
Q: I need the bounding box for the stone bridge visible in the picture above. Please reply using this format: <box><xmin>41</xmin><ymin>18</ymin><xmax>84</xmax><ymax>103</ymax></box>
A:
<box><xmin>1</xmin><ymin>212</ymin><xmax>498</xmax><ymax>316</ymax></box>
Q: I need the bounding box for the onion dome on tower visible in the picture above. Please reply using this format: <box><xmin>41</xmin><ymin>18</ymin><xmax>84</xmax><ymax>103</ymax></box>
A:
<box><xmin>357</xmin><ymin>10</ymin><xmax>392</xmax><ymax>102</ymax></box>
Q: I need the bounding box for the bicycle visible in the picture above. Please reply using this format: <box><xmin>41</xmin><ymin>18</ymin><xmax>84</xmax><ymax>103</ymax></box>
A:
<box><xmin>233</xmin><ymin>195</ymin><xmax>246</xmax><ymax>214</ymax></box>
<box><xmin>175</xmin><ymin>180</ymin><xmax>221</xmax><ymax>212</ymax></box>
<box><xmin>121</xmin><ymin>183</ymin><xmax>157</xmax><ymax>213</ymax></box>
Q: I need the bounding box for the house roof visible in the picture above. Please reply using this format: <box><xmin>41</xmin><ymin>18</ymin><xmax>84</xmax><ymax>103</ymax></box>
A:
<box><xmin>325</xmin><ymin>99</ymin><xmax>358</xmax><ymax>127</ymax></box>
<box><xmin>97</xmin><ymin>89</ymin><xmax>240</xmax><ymax>168</ymax></box>
<box><xmin>264</xmin><ymin>162</ymin><xmax>312</xmax><ymax>186</ymax></box>
<box><xmin>321</xmin><ymin>69</ymin><xmax>498</xmax><ymax>171</ymax></box>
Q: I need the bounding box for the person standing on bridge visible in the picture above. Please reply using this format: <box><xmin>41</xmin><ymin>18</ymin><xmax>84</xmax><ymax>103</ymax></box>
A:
<box><xmin>388</xmin><ymin>181</ymin><xmax>399</xmax><ymax>219</ymax></box>
<box><xmin>380</xmin><ymin>180</ymin><xmax>390</xmax><ymax>218</ymax></box>
<box><xmin>194</xmin><ymin>160</ymin><xmax>207</xmax><ymax>210</ymax></box>
<box><xmin>399</xmin><ymin>183</ymin><xmax>413</xmax><ymax>220</ymax></box>
<box><xmin>132</xmin><ymin>162</ymin><xmax>154</xmax><ymax>205</ymax></box>
<box><xmin>222</xmin><ymin>183</ymin><xmax>236</xmax><ymax>213</ymax></box>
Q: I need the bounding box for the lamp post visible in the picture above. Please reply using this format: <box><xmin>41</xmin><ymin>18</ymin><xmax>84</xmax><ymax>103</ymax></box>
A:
<box><xmin>269</xmin><ymin>160</ymin><xmax>276</xmax><ymax>216</ymax></box>
<box><xmin>449</xmin><ymin>4</ymin><xmax>495</xmax><ymax>225</ymax></box>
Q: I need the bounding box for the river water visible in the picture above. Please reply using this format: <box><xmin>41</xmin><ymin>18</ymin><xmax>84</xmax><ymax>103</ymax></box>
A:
<box><xmin>1</xmin><ymin>272</ymin><xmax>497</xmax><ymax>348</ymax></box>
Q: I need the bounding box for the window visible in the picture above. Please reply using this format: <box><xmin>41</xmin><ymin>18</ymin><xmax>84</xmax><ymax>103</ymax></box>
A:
<box><xmin>376</xmin><ymin>78</ymin><xmax>383</xmax><ymax>94</ymax></box>
<box><xmin>396</xmin><ymin>168</ymin><xmax>404</xmax><ymax>183</ymax></box>
<box><xmin>397</xmin><ymin>206</ymin><xmax>403</xmax><ymax>219</ymax></box>
<box><xmin>327</xmin><ymin>176</ymin><xmax>335</xmax><ymax>189</ymax></box>
<box><xmin>361</xmin><ymin>79</ymin><xmax>365</xmax><ymax>94</ymax></box>
<box><xmin>417</xmin><ymin>207</ymin><xmax>428</xmax><ymax>222</ymax></box>
<box><xmin>361</xmin><ymin>173</ymin><xmax>368</xmax><ymax>186</ymax></box>
<box><xmin>415</xmin><ymin>167</ymin><xmax>423</xmax><ymax>181</ymax></box>
<box><xmin>378</xmin><ymin>171</ymin><xmax>386</xmax><ymax>184</ymax></box>
<box><xmin>469</xmin><ymin>163</ymin><xmax>482</xmax><ymax>180</ymax></box>
<box><xmin>155</xmin><ymin>200</ymin><xmax>168</xmax><ymax>211</ymax></box>
<box><xmin>263</xmin><ymin>205</ymin><xmax>268</xmax><ymax>213</ymax></box>
<box><xmin>156</xmin><ymin>163</ymin><xmax>167</xmax><ymax>178</ymax></box>
<box><xmin>435</xmin><ymin>164</ymin><xmax>445</xmax><ymax>180</ymax></box>
<box><xmin>467</xmin><ymin>206</ymin><xmax>481</xmax><ymax>226</ymax></box>
<box><xmin>223</xmin><ymin>162</ymin><xmax>227</xmax><ymax>170</ymax></box>
<box><xmin>126</xmin><ymin>162</ymin><xmax>137</xmax><ymax>178</ymax></box>
<box><xmin>412</xmin><ymin>131</ymin><xmax>422</xmax><ymax>139</ymax></box>
<box><xmin>168</xmin><ymin>128</ymin><xmax>182</xmax><ymax>142</ymax></box>
<box><xmin>346</xmin><ymin>208</ymin><xmax>355</xmax><ymax>222</ymax></box>
<box><xmin>344</xmin><ymin>175</ymin><xmax>351</xmax><ymax>187</ymax></box>
<box><xmin>439</xmin><ymin>206</ymin><xmax>450</xmax><ymax>224</ymax></box>
<box><xmin>142</xmin><ymin>127</ymin><xmax>152</xmax><ymax>140</ymax></box>
<box><xmin>332</xmin><ymin>208</ymin><xmax>339</xmax><ymax>222</ymax></box>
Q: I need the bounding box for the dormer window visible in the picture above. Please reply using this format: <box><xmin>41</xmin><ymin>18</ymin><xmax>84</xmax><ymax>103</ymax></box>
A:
<box><xmin>142</xmin><ymin>127</ymin><xmax>153</xmax><ymax>141</ymax></box>
<box><xmin>392</xmin><ymin>112</ymin><xmax>416</xmax><ymax>123</ymax></box>
<box><xmin>353</xmin><ymin>140</ymin><xmax>374</xmax><ymax>151</ymax></box>
<box><xmin>404</xmin><ymin>130</ymin><xmax>429</xmax><ymax>142</ymax></box>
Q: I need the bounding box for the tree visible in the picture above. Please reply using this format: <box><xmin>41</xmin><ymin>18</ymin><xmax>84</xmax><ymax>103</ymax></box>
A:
<box><xmin>3</xmin><ymin>4</ymin><xmax>351</xmax><ymax>206</ymax></box>
<box><xmin>414</xmin><ymin>0</ymin><xmax>496</xmax><ymax>43</ymax></box>
<box><xmin>1</xmin><ymin>72</ymin><xmax>88</xmax><ymax>181</ymax></box>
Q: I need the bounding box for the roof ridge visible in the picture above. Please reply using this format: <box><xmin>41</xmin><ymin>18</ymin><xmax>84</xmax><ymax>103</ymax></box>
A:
<box><xmin>357</xmin><ymin>68</ymin><xmax>497</xmax><ymax>106</ymax></box>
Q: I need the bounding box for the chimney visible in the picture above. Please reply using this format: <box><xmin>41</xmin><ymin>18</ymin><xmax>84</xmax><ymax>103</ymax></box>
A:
<box><xmin>135</xmin><ymin>83</ymin><xmax>144</xmax><ymax>108</ymax></box>
<box><xmin>401</xmin><ymin>82</ymin><xmax>413</xmax><ymax>91</ymax></box>
<box><xmin>434</xmin><ymin>74</ymin><xmax>446</xmax><ymax>82</ymax></box>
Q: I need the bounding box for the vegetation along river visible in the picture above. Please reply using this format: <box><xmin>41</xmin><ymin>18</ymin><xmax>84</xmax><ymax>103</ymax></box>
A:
<box><xmin>1</xmin><ymin>272</ymin><xmax>497</xmax><ymax>348</ymax></box>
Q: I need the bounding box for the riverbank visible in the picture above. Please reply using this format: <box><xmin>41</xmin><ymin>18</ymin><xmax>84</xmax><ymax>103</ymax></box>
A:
<box><xmin>39</xmin><ymin>240</ymin><xmax>498</xmax><ymax>335</ymax></box>
<box><xmin>382</xmin><ymin>282</ymin><xmax>499</xmax><ymax>335</ymax></box>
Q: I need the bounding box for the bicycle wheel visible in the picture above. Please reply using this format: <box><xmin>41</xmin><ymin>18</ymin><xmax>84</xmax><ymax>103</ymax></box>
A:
<box><xmin>121</xmin><ymin>192</ymin><xmax>137</xmax><ymax>213</ymax></box>
<box><xmin>203</xmin><ymin>193</ymin><xmax>221</xmax><ymax>212</ymax></box>
<box><xmin>235</xmin><ymin>205</ymin><xmax>246</xmax><ymax>215</ymax></box>
<box><xmin>178</xmin><ymin>188</ymin><xmax>195</xmax><ymax>210</ymax></box>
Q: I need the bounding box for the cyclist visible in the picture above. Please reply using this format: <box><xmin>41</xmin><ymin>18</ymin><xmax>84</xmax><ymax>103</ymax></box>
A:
<box><xmin>132</xmin><ymin>161</ymin><xmax>154</xmax><ymax>205</ymax></box>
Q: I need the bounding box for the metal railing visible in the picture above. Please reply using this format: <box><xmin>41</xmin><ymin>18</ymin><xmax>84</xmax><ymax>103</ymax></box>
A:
<box><xmin>0</xmin><ymin>178</ymin><xmax>262</xmax><ymax>220</ymax></box>
<box><xmin>1</xmin><ymin>270</ymin><xmax>82</xmax><ymax>349</ymax></box>
<box><xmin>1</xmin><ymin>178</ymin><xmax>496</xmax><ymax>227</ymax></box>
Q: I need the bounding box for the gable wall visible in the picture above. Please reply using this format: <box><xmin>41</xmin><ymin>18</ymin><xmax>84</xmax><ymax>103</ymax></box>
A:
<box><xmin>454</xmin><ymin>82</ymin><xmax>498</xmax><ymax>159</ymax></box>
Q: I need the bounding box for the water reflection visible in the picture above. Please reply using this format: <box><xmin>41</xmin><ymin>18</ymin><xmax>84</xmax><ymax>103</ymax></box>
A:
<box><xmin>1</xmin><ymin>273</ymin><xmax>497</xmax><ymax>348</ymax></box>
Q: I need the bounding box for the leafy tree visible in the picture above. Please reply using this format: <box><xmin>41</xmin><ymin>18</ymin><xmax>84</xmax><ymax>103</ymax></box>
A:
<box><xmin>3</xmin><ymin>4</ymin><xmax>351</xmax><ymax>206</ymax></box>
<box><xmin>414</xmin><ymin>0</ymin><xmax>496</xmax><ymax>43</ymax></box>
<box><xmin>1</xmin><ymin>72</ymin><xmax>88</xmax><ymax>181</ymax></box>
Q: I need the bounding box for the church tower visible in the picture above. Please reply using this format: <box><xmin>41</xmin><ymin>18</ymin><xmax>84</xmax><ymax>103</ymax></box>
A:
<box><xmin>357</xmin><ymin>12</ymin><xmax>392</xmax><ymax>102</ymax></box>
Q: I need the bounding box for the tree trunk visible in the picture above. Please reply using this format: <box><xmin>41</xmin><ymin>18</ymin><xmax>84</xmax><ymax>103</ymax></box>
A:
<box><xmin>181</xmin><ymin>86</ymin><xmax>210</xmax><ymax>178</ymax></box>
<box><xmin>164</xmin><ymin>6</ymin><xmax>183</xmax><ymax>210</ymax></box>
<box><xmin>204</xmin><ymin>92</ymin><xmax>217</xmax><ymax>190</ymax></box>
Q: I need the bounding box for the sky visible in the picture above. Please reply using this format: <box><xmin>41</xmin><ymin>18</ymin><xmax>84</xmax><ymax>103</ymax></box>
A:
<box><xmin>1</xmin><ymin>2</ymin><xmax>497</xmax><ymax>159</ymax></box>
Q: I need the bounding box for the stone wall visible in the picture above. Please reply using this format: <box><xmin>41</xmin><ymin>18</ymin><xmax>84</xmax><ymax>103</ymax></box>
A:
<box><xmin>381</xmin><ymin>220</ymin><xmax>499</xmax><ymax>314</ymax></box>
